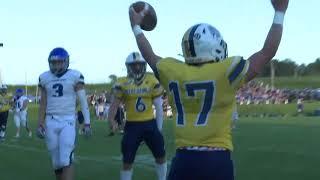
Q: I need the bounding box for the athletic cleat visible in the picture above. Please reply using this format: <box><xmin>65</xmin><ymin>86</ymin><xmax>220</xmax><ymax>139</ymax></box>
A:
<box><xmin>28</xmin><ymin>131</ymin><xmax>32</xmax><ymax>137</ymax></box>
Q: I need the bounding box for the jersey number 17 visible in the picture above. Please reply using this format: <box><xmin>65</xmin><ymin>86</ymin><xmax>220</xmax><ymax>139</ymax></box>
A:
<box><xmin>169</xmin><ymin>81</ymin><xmax>215</xmax><ymax>126</ymax></box>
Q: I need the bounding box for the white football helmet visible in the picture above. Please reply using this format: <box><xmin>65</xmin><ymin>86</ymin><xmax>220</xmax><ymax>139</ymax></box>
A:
<box><xmin>0</xmin><ymin>84</ymin><xmax>7</xmax><ymax>94</ymax></box>
<box><xmin>182</xmin><ymin>23</ymin><xmax>228</xmax><ymax>64</ymax></box>
<box><xmin>125</xmin><ymin>52</ymin><xmax>146</xmax><ymax>84</ymax></box>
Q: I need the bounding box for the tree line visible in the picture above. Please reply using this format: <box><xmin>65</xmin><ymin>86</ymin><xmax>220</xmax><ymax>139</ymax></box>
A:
<box><xmin>259</xmin><ymin>58</ymin><xmax>320</xmax><ymax>77</ymax></box>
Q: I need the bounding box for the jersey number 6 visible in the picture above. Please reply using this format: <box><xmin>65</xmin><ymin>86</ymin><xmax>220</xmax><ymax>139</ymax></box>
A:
<box><xmin>135</xmin><ymin>97</ymin><xmax>146</xmax><ymax>112</ymax></box>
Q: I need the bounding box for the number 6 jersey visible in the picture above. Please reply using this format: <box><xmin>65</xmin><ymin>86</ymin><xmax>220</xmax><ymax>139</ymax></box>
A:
<box><xmin>38</xmin><ymin>69</ymin><xmax>84</xmax><ymax>116</ymax></box>
<box><xmin>156</xmin><ymin>56</ymin><xmax>249</xmax><ymax>151</ymax></box>
<box><xmin>113</xmin><ymin>74</ymin><xmax>163</xmax><ymax>122</ymax></box>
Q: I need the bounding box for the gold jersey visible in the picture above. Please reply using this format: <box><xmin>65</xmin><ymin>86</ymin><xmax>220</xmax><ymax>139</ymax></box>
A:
<box><xmin>156</xmin><ymin>56</ymin><xmax>249</xmax><ymax>150</ymax></box>
<box><xmin>0</xmin><ymin>93</ymin><xmax>13</xmax><ymax>112</ymax></box>
<box><xmin>113</xmin><ymin>74</ymin><xmax>163</xmax><ymax>122</ymax></box>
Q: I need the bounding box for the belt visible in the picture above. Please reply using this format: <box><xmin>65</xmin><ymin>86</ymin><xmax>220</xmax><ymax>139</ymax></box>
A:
<box><xmin>178</xmin><ymin>146</ymin><xmax>227</xmax><ymax>151</ymax></box>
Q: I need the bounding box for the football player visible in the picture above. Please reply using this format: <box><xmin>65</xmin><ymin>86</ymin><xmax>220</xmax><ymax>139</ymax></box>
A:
<box><xmin>13</xmin><ymin>88</ymin><xmax>32</xmax><ymax>138</ymax></box>
<box><xmin>0</xmin><ymin>84</ymin><xmax>12</xmax><ymax>141</ymax></box>
<box><xmin>37</xmin><ymin>47</ymin><xmax>91</xmax><ymax>180</ymax></box>
<box><xmin>129</xmin><ymin>0</ymin><xmax>289</xmax><ymax>179</ymax></box>
<box><xmin>108</xmin><ymin>52</ymin><xmax>167</xmax><ymax>180</ymax></box>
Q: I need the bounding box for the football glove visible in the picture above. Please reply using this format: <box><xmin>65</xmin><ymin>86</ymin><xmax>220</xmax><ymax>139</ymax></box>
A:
<box><xmin>36</xmin><ymin>124</ymin><xmax>46</xmax><ymax>139</ymax></box>
<box><xmin>83</xmin><ymin>124</ymin><xmax>91</xmax><ymax>137</ymax></box>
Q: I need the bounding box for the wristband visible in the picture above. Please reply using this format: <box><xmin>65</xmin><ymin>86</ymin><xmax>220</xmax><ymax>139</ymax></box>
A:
<box><xmin>273</xmin><ymin>11</ymin><xmax>285</xmax><ymax>25</ymax></box>
<box><xmin>132</xmin><ymin>25</ymin><xmax>143</xmax><ymax>37</ymax></box>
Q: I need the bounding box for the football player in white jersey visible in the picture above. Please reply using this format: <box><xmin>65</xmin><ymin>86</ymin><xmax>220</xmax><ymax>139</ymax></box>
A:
<box><xmin>13</xmin><ymin>88</ymin><xmax>32</xmax><ymax>138</ymax></box>
<box><xmin>37</xmin><ymin>47</ymin><xmax>91</xmax><ymax>180</ymax></box>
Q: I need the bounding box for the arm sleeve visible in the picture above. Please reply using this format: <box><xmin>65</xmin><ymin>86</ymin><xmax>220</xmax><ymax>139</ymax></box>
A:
<box><xmin>153</xmin><ymin>96</ymin><xmax>163</xmax><ymax>131</ymax></box>
<box><xmin>77</xmin><ymin>89</ymin><xmax>90</xmax><ymax>124</ymax></box>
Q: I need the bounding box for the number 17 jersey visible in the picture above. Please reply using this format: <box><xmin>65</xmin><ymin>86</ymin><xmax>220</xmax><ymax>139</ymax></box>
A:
<box><xmin>156</xmin><ymin>56</ymin><xmax>249</xmax><ymax>151</ymax></box>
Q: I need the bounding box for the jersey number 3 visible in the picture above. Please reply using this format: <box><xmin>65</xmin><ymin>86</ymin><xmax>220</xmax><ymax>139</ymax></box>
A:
<box><xmin>52</xmin><ymin>83</ymin><xmax>64</xmax><ymax>97</ymax></box>
<box><xmin>169</xmin><ymin>81</ymin><xmax>215</xmax><ymax>126</ymax></box>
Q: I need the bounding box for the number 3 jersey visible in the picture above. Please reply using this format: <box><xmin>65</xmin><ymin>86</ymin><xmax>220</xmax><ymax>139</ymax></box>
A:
<box><xmin>38</xmin><ymin>69</ymin><xmax>84</xmax><ymax>116</ymax></box>
<box><xmin>156</xmin><ymin>56</ymin><xmax>249</xmax><ymax>151</ymax></box>
<box><xmin>113</xmin><ymin>74</ymin><xmax>163</xmax><ymax>122</ymax></box>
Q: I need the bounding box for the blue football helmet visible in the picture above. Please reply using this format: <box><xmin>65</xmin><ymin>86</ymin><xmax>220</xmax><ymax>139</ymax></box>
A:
<box><xmin>48</xmin><ymin>47</ymin><xmax>69</xmax><ymax>75</ymax></box>
<box><xmin>15</xmin><ymin>88</ymin><xmax>24</xmax><ymax>97</ymax></box>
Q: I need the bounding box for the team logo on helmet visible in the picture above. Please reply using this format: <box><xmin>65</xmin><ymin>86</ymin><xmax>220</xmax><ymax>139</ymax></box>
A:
<box><xmin>182</xmin><ymin>23</ymin><xmax>228</xmax><ymax>64</ymax></box>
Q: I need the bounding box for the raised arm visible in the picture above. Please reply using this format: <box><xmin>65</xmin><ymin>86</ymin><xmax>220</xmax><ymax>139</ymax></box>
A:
<box><xmin>246</xmin><ymin>0</ymin><xmax>289</xmax><ymax>81</ymax></box>
<box><xmin>129</xmin><ymin>5</ymin><xmax>162</xmax><ymax>72</ymax></box>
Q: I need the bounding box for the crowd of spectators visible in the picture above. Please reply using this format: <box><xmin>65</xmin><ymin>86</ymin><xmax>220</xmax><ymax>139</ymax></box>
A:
<box><xmin>236</xmin><ymin>81</ymin><xmax>320</xmax><ymax>105</ymax></box>
<box><xmin>85</xmin><ymin>81</ymin><xmax>320</xmax><ymax>120</ymax></box>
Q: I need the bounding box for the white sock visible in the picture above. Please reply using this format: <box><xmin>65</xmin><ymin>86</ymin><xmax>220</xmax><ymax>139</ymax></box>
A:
<box><xmin>0</xmin><ymin>131</ymin><xmax>5</xmax><ymax>138</ymax></box>
<box><xmin>120</xmin><ymin>170</ymin><xmax>132</xmax><ymax>180</ymax></box>
<box><xmin>155</xmin><ymin>162</ymin><xmax>167</xmax><ymax>180</ymax></box>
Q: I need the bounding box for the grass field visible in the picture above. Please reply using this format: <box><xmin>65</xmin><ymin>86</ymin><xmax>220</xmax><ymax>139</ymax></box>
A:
<box><xmin>257</xmin><ymin>76</ymin><xmax>320</xmax><ymax>89</ymax></box>
<box><xmin>1</xmin><ymin>105</ymin><xmax>320</xmax><ymax>180</ymax></box>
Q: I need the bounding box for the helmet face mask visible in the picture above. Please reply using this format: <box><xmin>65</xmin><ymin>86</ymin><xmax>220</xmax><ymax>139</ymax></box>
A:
<box><xmin>182</xmin><ymin>23</ymin><xmax>228</xmax><ymax>64</ymax></box>
<box><xmin>48</xmin><ymin>47</ymin><xmax>69</xmax><ymax>76</ymax></box>
<box><xmin>126</xmin><ymin>52</ymin><xmax>146</xmax><ymax>84</ymax></box>
<box><xmin>49</xmin><ymin>59</ymin><xmax>68</xmax><ymax>75</ymax></box>
<box><xmin>127</xmin><ymin>62</ymin><xmax>146</xmax><ymax>80</ymax></box>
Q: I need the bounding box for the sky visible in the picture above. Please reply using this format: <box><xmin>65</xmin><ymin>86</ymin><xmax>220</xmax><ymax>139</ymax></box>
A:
<box><xmin>0</xmin><ymin>0</ymin><xmax>319</xmax><ymax>85</ymax></box>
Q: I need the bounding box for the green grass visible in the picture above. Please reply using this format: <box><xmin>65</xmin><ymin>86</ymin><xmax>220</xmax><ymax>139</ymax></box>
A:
<box><xmin>239</xmin><ymin>101</ymin><xmax>320</xmax><ymax>117</ymax></box>
<box><xmin>256</xmin><ymin>76</ymin><xmax>320</xmax><ymax>89</ymax></box>
<box><xmin>1</xmin><ymin>105</ymin><xmax>320</xmax><ymax>180</ymax></box>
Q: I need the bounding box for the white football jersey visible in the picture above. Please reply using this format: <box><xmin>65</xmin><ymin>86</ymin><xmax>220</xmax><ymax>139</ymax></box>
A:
<box><xmin>15</xmin><ymin>95</ymin><xmax>28</xmax><ymax>112</ymax></box>
<box><xmin>38</xmin><ymin>69</ymin><xmax>84</xmax><ymax>116</ymax></box>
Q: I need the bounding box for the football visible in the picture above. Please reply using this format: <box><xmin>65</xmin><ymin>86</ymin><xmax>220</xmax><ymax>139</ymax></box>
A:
<box><xmin>131</xmin><ymin>1</ymin><xmax>157</xmax><ymax>31</ymax></box>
